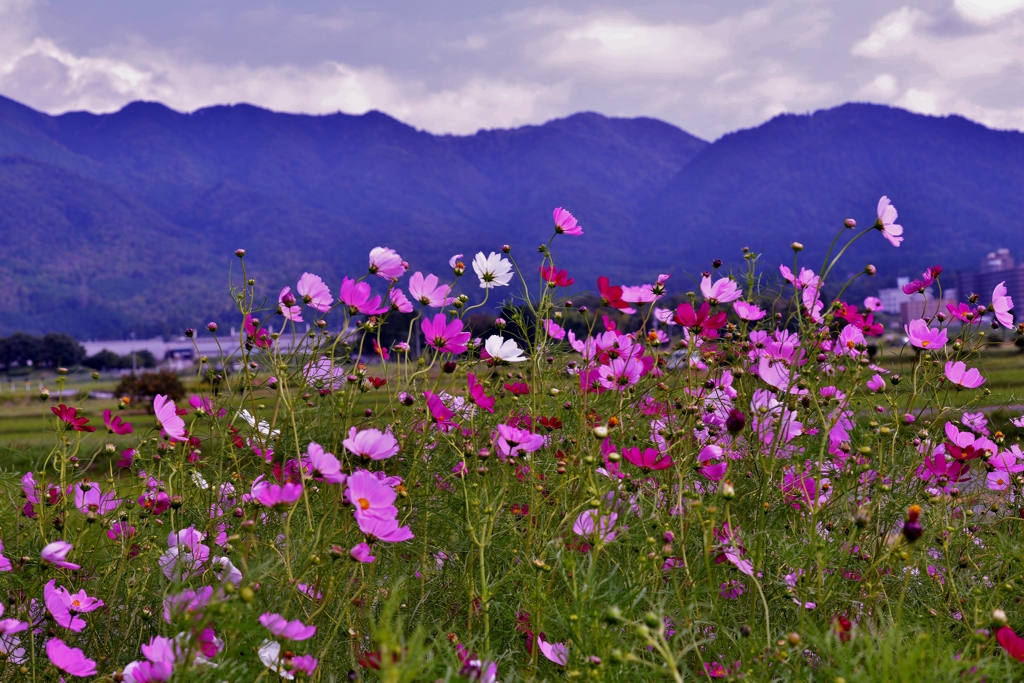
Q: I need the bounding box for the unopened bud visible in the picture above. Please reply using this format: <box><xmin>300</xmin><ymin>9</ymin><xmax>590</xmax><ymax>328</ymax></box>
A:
<box><xmin>720</xmin><ymin>480</ymin><xmax>735</xmax><ymax>499</ymax></box>
<box><xmin>207</xmin><ymin>322</ymin><xmax>218</xmax><ymax>333</ymax></box>
<box><xmin>844</xmin><ymin>218</ymin><xmax>856</xmax><ymax>228</ymax></box>
<box><xmin>185</xmin><ymin>328</ymin><xmax>195</xmax><ymax>338</ymax></box>
<box><xmin>993</xmin><ymin>608</ymin><xmax>1009</xmax><ymax>626</ymax></box>
<box><xmin>791</xmin><ymin>242</ymin><xmax>804</xmax><ymax>252</ymax></box>
<box><xmin>234</xmin><ymin>249</ymin><xmax>246</xmax><ymax>258</ymax></box>
<box><xmin>501</xmin><ymin>244</ymin><xmax>511</xmax><ymax>253</ymax></box>
<box><xmin>865</xmin><ymin>264</ymin><xmax>876</xmax><ymax>276</ymax></box>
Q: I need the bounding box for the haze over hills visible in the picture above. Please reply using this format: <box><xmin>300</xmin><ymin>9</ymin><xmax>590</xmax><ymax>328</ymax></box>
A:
<box><xmin>1</xmin><ymin>93</ymin><xmax>1022</xmax><ymax>338</ymax></box>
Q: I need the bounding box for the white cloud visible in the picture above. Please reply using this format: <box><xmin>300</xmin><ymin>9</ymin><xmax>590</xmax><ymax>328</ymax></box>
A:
<box><xmin>536</xmin><ymin>14</ymin><xmax>729</xmax><ymax>78</ymax></box>
<box><xmin>860</xmin><ymin>73</ymin><xmax>899</xmax><ymax>98</ymax></box>
<box><xmin>954</xmin><ymin>0</ymin><xmax>1024</xmax><ymax>24</ymax></box>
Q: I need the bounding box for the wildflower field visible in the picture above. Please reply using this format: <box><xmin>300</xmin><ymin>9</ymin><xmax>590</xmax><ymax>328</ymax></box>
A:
<box><xmin>3</xmin><ymin>199</ymin><xmax>1024</xmax><ymax>682</ymax></box>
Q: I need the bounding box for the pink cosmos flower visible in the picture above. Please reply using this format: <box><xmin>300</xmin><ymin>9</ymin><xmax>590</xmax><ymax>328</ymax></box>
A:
<box><xmin>103</xmin><ymin>409</ymin><xmax>132</xmax><ymax>435</ymax></box>
<box><xmin>368</xmin><ymin>246</ymin><xmax>406</xmax><ymax>280</ymax></box>
<box><xmin>107</xmin><ymin>522</ymin><xmax>136</xmax><ymax>541</ymax></box>
<box><xmin>51</xmin><ymin>404</ymin><xmax>94</xmax><ymax>432</ymax></box>
<box><xmin>553</xmin><ymin>207</ymin><xmax>582</xmax><ymax>236</ymax></box>
<box><xmin>46</xmin><ymin>638</ymin><xmax>97</xmax><ymax>678</ymax></box>
<box><xmin>339</xmin><ymin>277</ymin><xmax>389</xmax><ymax>315</ymax></box>
<box><xmin>866</xmin><ymin>374</ymin><xmax>886</xmax><ymax>392</ymax></box>
<box><xmin>467</xmin><ymin>373</ymin><xmax>495</xmax><ymax>412</ymax></box>
<box><xmin>904</xmin><ymin>319</ymin><xmax>947</xmax><ymax>349</ymax></box>
<box><xmin>779</xmin><ymin>265</ymin><xmax>820</xmax><ymax>291</ymax></box>
<box><xmin>572</xmin><ymin>509</ymin><xmax>618</xmax><ymax>544</ymax></box>
<box><xmin>620</xmin><ymin>284</ymin><xmax>658</xmax><ymax>305</ymax></box>
<box><xmin>293</xmin><ymin>655</ymin><xmax>319</xmax><ymax>676</ymax></box>
<box><xmin>537</xmin><ymin>635</ymin><xmax>568</xmax><ymax>665</ymax></box>
<box><xmin>701</xmin><ymin>275</ymin><xmax>742</xmax><ymax>305</ymax></box>
<box><xmin>296</xmin><ymin>272</ymin><xmax>332</xmax><ymax>311</ymax></box>
<box><xmin>409</xmin><ymin>272</ymin><xmax>453</xmax><ymax>307</ymax></box>
<box><xmin>73</xmin><ymin>482</ymin><xmax>120</xmax><ymax>515</ymax></box>
<box><xmin>259</xmin><ymin>613</ymin><xmax>316</xmax><ymax>641</ymax></box>
<box><xmin>389</xmin><ymin>287</ymin><xmax>414</xmax><ymax>313</ymax></box>
<box><xmin>944</xmin><ymin>422</ymin><xmax>997</xmax><ymax>461</ymax></box>
<box><xmin>621</xmin><ymin>446</ymin><xmax>671</xmax><ymax>471</ymax></box>
<box><xmin>344</xmin><ymin>427</ymin><xmax>399</xmax><ymax>461</ymax></box>
<box><xmin>988</xmin><ymin>469</ymin><xmax>1013</xmax><ymax>491</ymax></box>
<box><xmin>674</xmin><ymin>301</ymin><xmax>727</xmax><ymax>338</ymax></box>
<box><xmin>425</xmin><ymin>391</ymin><xmax>457</xmax><ymax>432</ymax></box>
<box><xmin>123</xmin><ymin>635</ymin><xmax>176</xmax><ymax>682</ymax></box>
<box><xmin>153</xmin><ymin>395</ymin><xmax>187</xmax><ymax>442</ymax></box>
<box><xmin>277</xmin><ymin>286</ymin><xmax>303</xmax><ymax>322</ymax></box>
<box><xmin>346</xmin><ymin>469</ymin><xmax>399</xmax><ymax>523</ymax></box>
<box><xmin>0</xmin><ymin>541</ymin><xmax>11</xmax><ymax>573</ymax></box>
<box><xmin>139</xmin><ymin>489</ymin><xmax>171</xmax><ymax>515</ymax></box>
<box><xmin>41</xmin><ymin>541</ymin><xmax>80</xmax><ymax>570</ymax></box>
<box><xmin>44</xmin><ymin>580</ymin><xmax>103</xmax><ymax>632</ymax></box>
<box><xmin>875</xmin><ymin>196</ymin><xmax>903</xmax><ymax>247</ymax></box>
<box><xmin>916</xmin><ymin>447</ymin><xmax>969</xmax><ymax>494</ymax></box>
<box><xmin>698</xmin><ymin>444</ymin><xmax>728</xmax><ymax>481</ymax></box>
<box><xmin>944</xmin><ymin>361</ymin><xmax>985</xmax><ymax>389</ymax></box>
<box><xmin>543</xmin><ymin>319</ymin><xmax>566</xmax><ymax>340</ymax></box>
<box><xmin>358</xmin><ymin>514</ymin><xmax>415</xmax><ymax>542</ymax></box>
<box><xmin>255</xmin><ymin>483</ymin><xmax>303</xmax><ymax>510</ymax></box>
<box><xmin>598</xmin><ymin>357</ymin><xmax>643</xmax><ymax>391</ymax></box>
<box><xmin>733</xmin><ymin>301</ymin><xmax>766</xmax><ymax>321</ymax></box>
<box><xmin>495</xmin><ymin>424</ymin><xmax>545</xmax><ymax>458</ymax></box>
<box><xmin>993</xmin><ymin>281</ymin><xmax>1015</xmax><ymax>329</ymax></box>
<box><xmin>421</xmin><ymin>314</ymin><xmax>470</xmax><ymax>354</ymax></box>
<box><xmin>0</xmin><ymin>602</ymin><xmax>27</xmax><ymax>635</ymax></box>
<box><xmin>864</xmin><ymin>296</ymin><xmax>883</xmax><ymax>312</ymax></box>
<box><xmin>351</xmin><ymin>542</ymin><xmax>376</xmax><ymax>563</ymax></box>
<box><xmin>719</xmin><ymin>580</ymin><xmax>745</xmax><ymax>599</ymax></box>
<box><xmin>303</xmin><ymin>442</ymin><xmax>346</xmax><ymax>484</ymax></box>
<box><xmin>159</xmin><ymin>527</ymin><xmax>211</xmax><ymax>581</ymax></box>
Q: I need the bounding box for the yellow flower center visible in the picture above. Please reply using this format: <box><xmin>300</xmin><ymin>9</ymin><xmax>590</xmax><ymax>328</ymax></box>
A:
<box><xmin>358</xmin><ymin>498</ymin><xmax>370</xmax><ymax>510</ymax></box>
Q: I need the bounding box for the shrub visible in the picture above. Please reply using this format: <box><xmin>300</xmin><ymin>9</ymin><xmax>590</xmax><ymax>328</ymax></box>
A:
<box><xmin>114</xmin><ymin>370</ymin><xmax>186</xmax><ymax>411</ymax></box>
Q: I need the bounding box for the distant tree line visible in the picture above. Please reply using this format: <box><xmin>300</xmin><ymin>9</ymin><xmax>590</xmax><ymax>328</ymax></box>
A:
<box><xmin>0</xmin><ymin>332</ymin><xmax>159</xmax><ymax>372</ymax></box>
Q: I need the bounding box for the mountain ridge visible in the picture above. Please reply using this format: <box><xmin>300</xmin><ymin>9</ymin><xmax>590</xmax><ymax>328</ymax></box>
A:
<box><xmin>1</xmin><ymin>94</ymin><xmax>1021</xmax><ymax>338</ymax></box>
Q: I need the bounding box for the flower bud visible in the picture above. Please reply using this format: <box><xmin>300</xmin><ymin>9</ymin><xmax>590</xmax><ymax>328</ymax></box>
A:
<box><xmin>993</xmin><ymin>609</ymin><xmax>1009</xmax><ymax>626</ymax></box>
<box><xmin>185</xmin><ymin>328</ymin><xmax>195</xmax><ymax>338</ymax></box>
<box><xmin>235</xmin><ymin>248</ymin><xmax>246</xmax><ymax>258</ymax></box>
<box><xmin>791</xmin><ymin>242</ymin><xmax>804</xmax><ymax>252</ymax></box>
<box><xmin>712</xmin><ymin>259</ymin><xmax>723</xmax><ymax>269</ymax></box>
<box><xmin>720</xmin><ymin>480</ymin><xmax>735</xmax><ymax>499</ymax></box>
<box><xmin>207</xmin><ymin>322</ymin><xmax>218</xmax><ymax>333</ymax></box>
<box><xmin>501</xmin><ymin>244</ymin><xmax>511</xmax><ymax>253</ymax></box>
<box><xmin>844</xmin><ymin>218</ymin><xmax>856</xmax><ymax>228</ymax></box>
<box><xmin>865</xmin><ymin>264</ymin><xmax>877</xmax><ymax>276</ymax></box>
<box><xmin>593</xmin><ymin>426</ymin><xmax>608</xmax><ymax>439</ymax></box>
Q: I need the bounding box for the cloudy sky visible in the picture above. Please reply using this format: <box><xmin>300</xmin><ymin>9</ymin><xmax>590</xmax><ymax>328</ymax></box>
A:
<box><xmin>1</xmin><ymin>0</ymin><xmax>1022</xmax><ymax>139</ymax></box>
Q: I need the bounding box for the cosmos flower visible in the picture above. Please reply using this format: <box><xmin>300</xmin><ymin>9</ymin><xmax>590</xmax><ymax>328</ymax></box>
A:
<box><xmin>421</xmin><ymin>314</ymin><xmax>470</xmax><ymax>354</ymax></box>
<box><xmin>368</xmin><ymin>246</ymin><xmax>406</xmax><ymax>280</ymax></box>
<box><xmin>338</xmin><ymin>277</ymin><xmax>389</xmax><ymax>315</ymax></box>
<box><xmin>259</xmin><ymin>613</ymin><xmax>316</xmax><ymax>641</ymax></box>
<box><xmin>537</xmin><ymin>635</ymin><xmax>569</xmax><ymax>665</ymax></box>
<box><xmin>51</xmin><ymin>404</ymin><xmax>94</xmax><ymax>432</ymax></box>
<box><xmin>255</xmin><ymin>483</ymin><xmax>303</xmax><ymax>510</ymax></box>
<box><xmin>467</xmin><ymin>373</ymin><xmax>495</xmax><ymax>412</ymax></box>
<box><xmin>351</xmin><ymin>543</ymin><xmax>376</xmax><ymax>563</ymax></box>
<box><xmin>494</xmin><ymin>424</ymin><xmax>545</xmax><ymax>457</ymax></box>
<box><xmin>875</xmin><ymin>196</ymin><xmax>903</xmax><ymax>247</ymax></box>
<box><xmin>472</xmin><ymin>252</ymin><xmax>513</xmax><ymax>289</ymax></box>
<box><xmin>863</xmin><ymin>296</ymin><xmax>883</xmax><ymax>311</ymax></box>
<box><xmin>343</xmin><ymin>427</ymin><xmax>399</xmax><ymax>461</ymax></box>
<box><xmin>296</xmin><ymin>273</ymin><xmax>333</xmax><ymax>311</ymax></box>
<box><xmin>552</xmin><ymin>207</ymin><xmax>582</xmax><ymax>236</ymax></box>
<box><xmin>46</xmin><ymin>638</ymin><xmax>97</xmax><ymax>678</ymax></box>
<box><xmin>944</xmin><ymin>361</ymin><xmax>985</xmax><ymax>389</ymax></box>
<box><xmin>154</xmin><ymin>395</ymin><xmax>187</xmax><ymax>442</ymax></box>
<box><xmin>572</xmin><ymin>510</ymin><xmax>617</xmax><ymax>544</ymax></box>
<box><xmin>541</xmin><ymin>265</ymin><xmax>574</xmax><ymax>287</ymax></box>
<box><xmin>904</xmin><ymin>319</ymin><xmax>947</xmax><ymax>349</ymax></box>
<box><xmin>701</xmin><ymin>275</ymin><xmax>742</xmax><ymax>305</ymax></box>
<box><xmin>278</xmin><ymin>286</ymin><xmax>303</xmax><ymax>322</ymax></box>
<box><xmin>484</xmin><ymin>335</ymin><xmax>527</xmax><ymax>363</ymax></box>
<box><xmin>733</xmin><ymin>301</ymin><xmax>766</xmax><ymax>321</ymax></box>
<box><xmin>866</xmin><ymin>374</ymin><xmax>886</xmax><ymax>392</ymax></box>
<box><xmin>41</xmin><ymin>541</ymin><xmax>80</xmax><ymax>570</ymax></box>
<box><xmin>103</xmin><ymin>409</ymin><xmax>132</xmax><ymax>435</ymax></box>
<box><xmin>993</xmin><ymin>281</ymin><xmax>1015</xmax><ymax>329</ymax></box>
<box><xmin>621</xmin><ymin>446</ymin><xmax>671</xmax><ymax>471</ymax></box>
<box><xmin>389</xmin><ymin>287</ymin><xmax>414</xmax><ymax>313</ymax></box>
<box><xmin>409</xmin><ymin>272</ymin><xmax>454</xmax><ymax>307</ymax></box>
<box><xmin>303</xmin><ymin>442</ymin><xmax>346</xmax><ymax>484</ymax></box>
<box><xmin>598</xmin><ymin>357</ymin><xmax>642</xmax><ymax>391</ymax></box>
<box><xmin>159</xmin><ymin>527</ymin><xmax>211</xmax><ymax>581</ymax></box>
<box><xmin>73</xmin><ymin>482</ymin><xmax>120</xmax><ymax>516</ymax></box>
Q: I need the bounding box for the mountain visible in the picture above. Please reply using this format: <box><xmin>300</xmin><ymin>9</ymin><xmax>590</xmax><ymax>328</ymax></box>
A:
<box><xmin>0</xmin><ymin>94</ymin><xmax>1021</xmax><ymax>338</ymax></box>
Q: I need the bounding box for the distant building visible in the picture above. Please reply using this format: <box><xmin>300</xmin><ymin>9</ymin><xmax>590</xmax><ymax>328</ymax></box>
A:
<box><xmin>955</xmin><ymin>248</ymin><xmax>1024</xmax><ymax>319</ymax></box>
<box><xmin>899</xmin><ymin>295</ymin><xmax>959</xmax><ymax>327</ymax></box>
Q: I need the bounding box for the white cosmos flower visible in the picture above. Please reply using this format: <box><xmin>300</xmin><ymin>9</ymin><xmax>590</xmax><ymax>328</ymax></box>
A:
<box><xmin>472</xmin><ymin>252</ymin><xmax>513</xmax><ymax>289</ymax></box>
<box><xmin>238</xmin><ymin>409</ymin><xmax>280</xmax><ymax>438</ymax></box>
<box><xmin>259</xmin><ymin>640</ymin><xmax>294</xmax><ymax>680</ymax></box>
<box><xmin>485</xmin><ymin>335</ymin><xmax>527</xmax><ymax>363</ymax></box>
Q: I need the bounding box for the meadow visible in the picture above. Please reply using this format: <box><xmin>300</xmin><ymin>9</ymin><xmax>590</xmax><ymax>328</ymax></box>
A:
<box><xmin>2</xmin><ymin>203</ymin><xmax>1024</xmax><ymax>682</ymax></box>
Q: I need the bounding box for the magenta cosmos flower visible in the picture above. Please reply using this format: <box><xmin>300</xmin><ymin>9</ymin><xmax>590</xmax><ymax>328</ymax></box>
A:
<box><xmin>339</xmin><ymin>277</ymin><xmax>389</xmax><ymax>315</ymax></box>
<box><xmin>73</xmin><ymin>481</ymin><xmax>121</xmax><ymax>515</ymax></box>
<box><xmin>866</xmin><ymin>374</ymin><xmax>886</xmax><ymax>392</ymax></box>
<box><xmin>303</xmin><ymin>442</ymin><xmax>346</xmax><ymax>484</ymax></box>
<box><xmin>351</xmin><ymin>542</ymin><xmax>376</xmax><ymax>563</ymax></box>
<box><xmin>344</xmin><ymin>427</ymin><xmax>399</xmax><ymax>461</ymax></box>
<box><xmin>346</xmin><ymin>469</ymin><xmax>399</xmax><ymax>525</ymax></box>
<box><xmin>701</xmin><ymin>275</ymin><xmax>742</xmax><ymax>305</ymax></box>
<box><xmin>421</xmin><ymin>314</ymin><xmax>470</xmax><ymax>354</ymax></box>
<box><xmin>255</xmin><ymin>482</ymin><xmax>303</xmax><ymax>510</ymax></box>
<box><xmin>41</xmin><ymin>541</ymin><xmax>80</xmax><ymax>570</ymax></box>
<box><xmin>51</xmin><ymin>404</ymin><xmax>94</xmax><ymax>432</ymax></box>
<box><xmin>278</xmin><ymin>286</ymin><xmax>303</xmax><ymax>322</ymax></box>
<box><xmin>102</xmin><ymin>409</ymin><xmax>132</xmax><ymax>435</ymax></box>
<box><xmin>944</xmin><ymin>361</ymin><xmax>985</xmax><ymax>389</ymax></box>
<box><xmin>296</xmin><ymin>272</ymin><xmax>332</xmax><ymax>311</ymax></box>
<box><xmin>153</xmin><ymin>394</ymin><xmax>187</xmax><ymax>442</ymax></box>
<box><xmin>358</xmin><ymin>514</ymin><xmax>415</xmax><ymax>542</ymax></box>
<box><xmin>259</xmin><ymin>613</ymin><xmax>317</xmax><ymax>641</ymax></box>
<box><xmin>123</xmin><ymin>635</ymin><xmax>177</xmax><ymax>682</ymax></box>
<box><xmin>46</xmin><ymin>638</ymin><xmax>97</xmax><ymax>678</ymax></box>
<box><xmin>389</xmin><ymin>287</ymin><xmax>414</xmax><ymax>313</ymax></box>
<box><xmin>992</xmin><ymin>281</ymin><xmax>1015</xmax><ymax>329</ymax></box>
<box><xmin>553</xmin><ymin>207</ymin><xmax>582</xmax><ymax>236</ymax></box>
<box><xmin>622</xmin><ymin>446</ymin><xmax>671</xmax><ymax>471</ymax></box>
<box><xmin>368</xmin><ymin>246</ymin><xmax>406</xmax><ymax>280</ymax></box>
<box><xmin>467</xmin><ymin>372</ymin><xmax>495</xmax><ymax>412</ymax></box>
<box><xmin>733</xmin><ymin>301</ymin><xmax>766</xmax><ymax>321</ymax></box>
<box><xmin>408</xmin><ymin>272</ymin><xmax>453</xmax><ymax>307</ymax></box>
<box><xmin>875</xmin><ymin>196</ymin><xmax>903</xmax><ymax>247</ymax></box>
<box><xmin>904</xmin><ymin>318</ymin><xmax>947</xmax><ymax>349</ymax></box>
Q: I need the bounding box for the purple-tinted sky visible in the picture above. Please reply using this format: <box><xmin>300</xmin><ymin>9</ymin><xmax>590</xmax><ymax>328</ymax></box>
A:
<box><xmin>1</xmin><ymin>0</ymin><xmax>1022</xmax><ymax>138</ymax></box>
